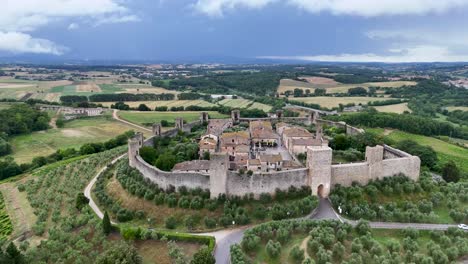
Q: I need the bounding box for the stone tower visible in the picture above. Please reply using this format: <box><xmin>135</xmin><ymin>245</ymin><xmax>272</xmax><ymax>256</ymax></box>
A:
<box><xmin>200</xmin><ymin>112</ymin><xmax>209</xmax><ymax>123</ymax></box>
<box><xmin>175</xmin><ymin>117</ymin><xmax>184</xmax><ymax>131</ymax></box>
<box><xmin>231</xmin><ymin>110</ymin><xmax>240</xmax><ymax>124</ymax></box>
<box><xmin>365</xmin><ymin>145</ymin><xmax>384</xmax><ymax>180</ymax></box>
<box><xmin>315</xmin><ymin>123</ymin><xmax>323</xmax><ymax>140</ymax></box>
<box><xmin>128</xmin><ymin>133</ymin><xmax>144</xmax><ymax>167</ymax></box>
<box><xmin>307</xmin><ymin>146</ymin><xmax>332</xmax><ymax>197</ymax></box>
<box><xmin>152</xmin><ymin>123</ymin><xmax>161</xmax><ymax>136</ymax></box>
<box><xmin>276</xmin><ymin>110</ymin><xmax>283</xmax><ymax>119</ymax></box>
<box><xmin>209</xmin><ymin>153</ymin><xmax>229</xmax><ymax>198</ymax></box>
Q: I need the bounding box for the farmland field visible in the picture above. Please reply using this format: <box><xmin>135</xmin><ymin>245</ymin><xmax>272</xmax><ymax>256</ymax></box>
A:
<box><xmin>373</xmin><ymin>102</ymin><xmax>412</xmax><ymax>114</ymax></box>
<box><xmin>368</xmin><ymin>128</ymin><xmax>468</xmax><ymax>173</ymax></box>
<box><xmin>0</xmin><ymin>77</ymin><xmax>177</xmax><ymax>102</ymax></box>
<box><xmin>118</xmin><ymin>111</ymin><xmax>228</xmax><ymax>127</ymax></box>
<box><xmin>446</xmin><ymin>106</ymin><xmax>468</xmax><ymax>112</ymax></box>
<box><xmin>278</xmin><ymin>78</ymin><xmax>417</xmax><ymax>95</ymax></box>
<box><xmin>290</xmin><ymin>96</ymin><xmax>389</xmax><ymax>108</ymax></box>
<box><xmin>9</xmin><ymin>115</ymin><xmax>149</xmax><ymax>163</ymax></box>
<box><xmin>98</xmin><ymin>99</ymin><xmax>215</xmax><ymax>109</ymax></box>
<box><xmin>0</xmin><ymin>192</ymin><xmax>13</xmax><ymax>238</ymax></box>
<box><xmin>218</xmin><ymin>98</ymin><xmax>272</xmax><ymax>111</ymax></box>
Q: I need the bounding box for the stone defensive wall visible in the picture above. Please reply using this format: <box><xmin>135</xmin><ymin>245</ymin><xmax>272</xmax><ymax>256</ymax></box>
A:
<box><xmin>128</xmin><ymin>111</ymin><xmax>420</xmax><ymax>198</ymax></box>
<box><xmin>225</xmin><ymin>168</ymin><xmax>309</xmax><ymax>198</ymax></box>
<box><xmin>330</xmin><ymin>145</ymin><xmax>420</xmax><ymax>187</ymax></box>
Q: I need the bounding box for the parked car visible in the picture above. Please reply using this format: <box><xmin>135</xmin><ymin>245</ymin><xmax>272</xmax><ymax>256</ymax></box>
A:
<box><xmin>458</xmin><ymin>224</ymin><xmax>468</xmax><ymax>230</ymax></box>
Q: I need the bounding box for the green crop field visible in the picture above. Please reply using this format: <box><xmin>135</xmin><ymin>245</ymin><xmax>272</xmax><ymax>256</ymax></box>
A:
<box><xmin>291</xmin><ymin>96</ymin><xmax>389</xmax><ymax>108</ymax></box>
<box><xmin>9</xmin><ymin>115</ymin><xmax>148</xmax><ymax>164</ymax></box>
<box><xmin>118</xmin><ymin>111</ymin><xmax>228</xmax><ymax>127</ymax></box>
<box><xmin>369</xmin><ymin>128</ymin><xmax>468</xmax><ymax>173</ymax></box>
<box><xmin>0</xmin><ymin>193</ymin><xmax>13</xmax><ymax>238</ymax></box>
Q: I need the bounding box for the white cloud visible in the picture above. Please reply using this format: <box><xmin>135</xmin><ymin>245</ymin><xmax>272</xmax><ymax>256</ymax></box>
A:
<box><xmin>0</xmin><ymin>31</ymin><xmax>68</xmax><ymax>55</ymax></box>
<box><xmin>193</xmin><ymin>0</ymin><xmax>468</xmax><ymax>17</ymax></box>
<box><xmin>0</xmin><ymin>0</ymin><xmax>139</xmax><ymax>55</ymax></box>
<box><xmin>68</xmin><ymin>23</ymin><xmax>80</xmax><ymax>30</ymax></box>
<box><xmin>193</xmin><ymin>0</ymin><xmax>276</xmax><ymax>16</ymax></box>
<box><xmin>258</xmin><ymin>46</ymin><xmax>468</xmax><ymax>63</ymax></box>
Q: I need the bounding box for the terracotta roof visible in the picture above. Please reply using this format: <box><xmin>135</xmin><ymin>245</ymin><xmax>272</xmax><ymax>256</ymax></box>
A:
<box><xmin>250</xmin><ymin>120</ymin><xmax>272</xmax><ymax>130</ymax></box>
<box><xmin>172</xmin><ymin>160</ymin><xmax>211</xmax><ymax>171</ymax></box>
<box><xmin>292</xmin><ymin>138</ymin><xmax>321</xmax><ymax>146</ymax></box>
<box><xmin>221</xmin><ymin>131</ymin><xmax>250</xmax><ymax>140</ymax></box>
<box><xmin>234</xmin><ymin>145</ymin><xmax>250</xmax><ymax>153</ymax></box>
<box><xmin>283</xmin><ymin>160</ymin><xmax>302</xmax><ymax>168</ymax></box>
<box><xmin>276</xmin><ymin>122</ymin><xmax>290</xmax><ymax>129</ymax></box>
<box><xmin>251</xmin><ymin>128</ymin><xmax>278</xmax><ymax>139</ymax></box>
<box><xmin>248</xmin><ymin>159</ymin><xmax>261</xmax><ymax>165</ymax></box>
<box><xmin>207</xmin><ymin>119</ymin><xmax>232</xmax><ymax>135</ymax></box>
<box><xmin>259</xmin><ymin>154</ymin><xmax>282</xmax><ymax>163</ymax></box>
<box><xmin>283</xmin><ymin>127</ymin><xmax>313</xmax><ymax>138</ymax></box>
<box><xmin>199</xmin><ymin>138</ymin><xmax>217</xmax><ymax>149</ymax></box>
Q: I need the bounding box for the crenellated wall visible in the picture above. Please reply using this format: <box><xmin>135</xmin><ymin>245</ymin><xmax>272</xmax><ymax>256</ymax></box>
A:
<box><xmin>128</xmin><ymin>111</ymin><xmax>420</xmax><ymax>198</ymax></box>
<box><xmin>225</xmin><ymin>168</ymin><xmax>309</xmax><ymax>198</ymax></box>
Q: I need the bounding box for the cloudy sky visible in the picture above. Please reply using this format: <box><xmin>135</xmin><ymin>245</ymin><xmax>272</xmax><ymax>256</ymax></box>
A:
<box><xmin>2</xmin><ymin>0</ymin><xmax>468</xmax><ymax>62</ymax></box>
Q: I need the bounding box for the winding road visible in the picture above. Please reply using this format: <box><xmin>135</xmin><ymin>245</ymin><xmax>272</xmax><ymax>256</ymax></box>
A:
<box><xmin>83</xmin><ymin>154</ymin><xmax>458</xmax><ymax>264</ymax></box>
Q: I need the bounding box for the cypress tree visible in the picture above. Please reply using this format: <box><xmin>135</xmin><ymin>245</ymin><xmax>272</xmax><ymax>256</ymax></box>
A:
<box><xmin>103</xmin><ymin>211</ymin><xmax>112</xmax><ymax>235</ymax></box>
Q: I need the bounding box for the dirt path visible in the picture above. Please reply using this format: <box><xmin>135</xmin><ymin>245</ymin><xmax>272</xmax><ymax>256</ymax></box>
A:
<box><xmin>112</xmin><ymin>109</ymin><xmax>152</xmax><ymax>132</ymax></box>
<box><xmin>48</xmin><ymin>109</ymin><xmax>60</xmax><ymax>129</ymax></box>
<box><xmin>300</xmin><ymin>236</ymin><xmax>311</xmax><ymax>259</ymax></box>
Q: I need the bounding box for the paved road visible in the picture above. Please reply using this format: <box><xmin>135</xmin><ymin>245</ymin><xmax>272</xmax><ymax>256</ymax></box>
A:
<box><xmin>83</xmin><ymin>153</ymin><xmax>127</xmax><ymax>224</ymax></box>
<box><xmin>112</xmin><ymin>109</ymin><xmax>152</xmax><ymax>132</ymax></box>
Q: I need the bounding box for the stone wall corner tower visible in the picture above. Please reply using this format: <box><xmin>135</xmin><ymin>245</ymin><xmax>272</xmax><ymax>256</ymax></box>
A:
<box><xmin>128</xmin><ymin>133</ymin><xmax>144</xmax><ymax>167</ymax></box>
<box><xmin>231</xmin><ymin>110</ymin><xmax>240</xmax><ymax>124</ymax></box>
<box><xmin>175</xmin><ymin>117</ymin><xmax>184</xmax><ymax>131</ymax></box>
<box><xmin>200</xmin><ymin>112</ymin><xmax>209</xmax><ymax>123</ymax></box>
<box><xmin>307</xmin><ymin>146</ymin><xmax>332</xmax><ymax>197</ymax></box>
<box><xmin>209</xmin><ymin>153</ymin><xmax>229</xmax><ymax>198</ymax></box>
<box><xmin>152</xmin><ymin>123</ymin><xmax>161</xmax><ymax>136</ymax></box>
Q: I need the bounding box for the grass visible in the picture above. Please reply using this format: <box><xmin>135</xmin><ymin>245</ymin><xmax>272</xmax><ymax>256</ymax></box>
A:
<box><xmin>251</xmin><ymin>234</ymin><xmax>305</xmax><ymax>264</ymax></box>
<box><xmin>278</xmin><ymin>79</ymin><xmax>416</xmax><ymax>95</ymax></box>
<box><xmin>0</xmin><ymin>102</ymin><xmax>23</xmax><ymax>110</ymax></box>
<box><xmin>290</xmin><ymin>96</ymin><xmax>389</xmax><ymax>108</ymax></box>
<box><xmin>118</xmin><ymin>111</ymin><xmax>228</xmax><ymax>127</ymax></box>
<box><xmin>9</xmin><ymin>115</ymin><xmax>147</xmax><ymax>163</ymax></box>
<box><xmin>373</xmin><ymin>103</ymin><xmax>412</xmax><ymax>114</ymax></box>
<box><xmin>368</xmin><ymin>128</ymin><xmax>468</xmax><ymax>173</ymax></box>
<box><xmin>0</xmin><ymin>193</ymin><xmax>13</xmax><ymax>238</ymax></box>
<box><xmin>98</xmin><ymin>100</ymin><xmax>216</xmax><ymax>109</ymax></box>
<box><xmin>218</xmin><ymin>98</ymin><xmax>253</xmax><ymax>108</ymax></box>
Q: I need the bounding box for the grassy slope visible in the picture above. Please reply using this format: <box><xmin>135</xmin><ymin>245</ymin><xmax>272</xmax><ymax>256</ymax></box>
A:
<box><xmin>118</xmin><ymin>111</ymin><xmax>228</xmax><ymax>127</ymax></box>
<box><xmin>368</xmin><ymin>128</ymin><xmax>468</xmax><ymax>173</ymax></box>
<box><xmin>9</xmin><ymin>115</ymin><xmax>147</xmax><ymax>163</ymax></box>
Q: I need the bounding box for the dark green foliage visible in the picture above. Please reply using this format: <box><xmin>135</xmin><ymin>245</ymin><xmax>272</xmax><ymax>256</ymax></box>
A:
<box><xmin>348</xmin><ymin>87</ymin><xmax>367</xmax><ymax>96</ymax></box>
<box><xmin>75</xmin><ymin>193</ymin><xmax>89</xmax><ymax>210</ymax></box>
<box><xmin>442</xmin><ymin>161</ymin><xmax>460</xmax><ymax>183</ymax></box>
<box><xmin>111</xmin><ymin>101</ymin><xmax>130</xmax><ymax>110</ymax></box>
<box><xmin>0</xmin><ymin>104</ymin><xmax>50</xmax><ymax>136</ymax></box>
<box><xmin>165</xmin><ymin>216</ymin><xmax>177</xmax><ymax>229</ymax></box>
<box><xmin>191</xmin><ymin>246</ymin><xmax>215</xmax><ymax>264</ymax></box>
<box><xmin>137</xmin><ymin>104</ymin><xmax>151</xmax><ymax>111</ymax></box>
<box><xmin>102</xmin><ymin>211</ymin><xmax>112</xmax><ymax>235</ymax></box>
<box><xmin>290</xmin><ymin>245</ymin><xmax>305</xmax><ymax>263</ymax></box>
<box><xmin>328</xmin><ymin>111</ymin><xmax>468</xmax><ymax>139</ymax></box>
<box><xmin>139</xmin><ymin>146</ymin><xmax>158</xmax><ymax>164</ymax></box>
<box><xmin>395</xmin><ymin>140</ymin><xmax>437</xmax><ymax>168</ymax></box>
<box><xmin>266</xmin><ymin>240</ymin><xmax>281</xmax><ymax>259</ymax></box>
<box><xmin>60</xmin><ymin>95</ymin><xmax>88</xmax><ymax>103</ymax></box>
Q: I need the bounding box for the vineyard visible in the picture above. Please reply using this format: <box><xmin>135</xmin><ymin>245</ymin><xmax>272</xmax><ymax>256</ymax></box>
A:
<box><xmin>0</xmin><ymin>193</ymin><xmax>13</xmax><ymax>238</ymax></box>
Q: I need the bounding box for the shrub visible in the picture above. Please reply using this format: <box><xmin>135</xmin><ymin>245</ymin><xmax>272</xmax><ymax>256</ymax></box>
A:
<box><xmin>265</xmin><ymin>240</ymin><xmax>281</xmax><ymax>259</ymax></box>
<box><xmin>165</xmin><ymin>216</ymin><xmax>177</xmax><ymax>229</ymax></box>
<box><xmin>204</xmin><ymin>217</ymin><xmax>216</xmax><ymax>229</ymax></box>
<box><xmin>290</xmin><ymin>245</ymin><xmax>304</xmax><ymax>263</ymax></box>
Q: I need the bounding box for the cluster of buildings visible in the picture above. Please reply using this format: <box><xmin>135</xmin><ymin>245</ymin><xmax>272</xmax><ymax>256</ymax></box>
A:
<box><xmin>197</xmin><ymin>118</ymin><xmax>327</xmax><ymax>173</ymax></box>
